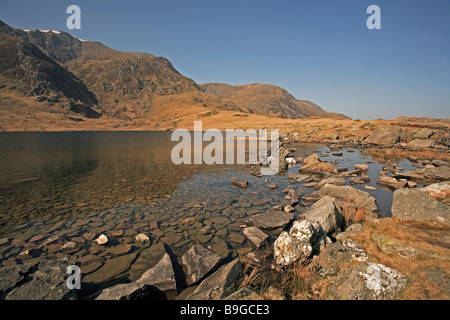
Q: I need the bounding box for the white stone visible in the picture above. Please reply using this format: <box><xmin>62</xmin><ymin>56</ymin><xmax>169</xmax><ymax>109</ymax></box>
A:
<box><xmin>96</xmin><ymin>234</ymin><xmax>108</xmax><ymax>245</ymax></box>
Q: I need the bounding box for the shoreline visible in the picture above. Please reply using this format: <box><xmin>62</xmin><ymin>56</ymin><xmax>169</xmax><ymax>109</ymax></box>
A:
<box><xmin>0</xmin><ymin>136</ymin><xmax>449</xmax><ymax>300</ymax></box>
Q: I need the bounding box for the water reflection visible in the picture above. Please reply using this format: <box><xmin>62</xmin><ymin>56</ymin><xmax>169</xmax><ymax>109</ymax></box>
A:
<box><xmin>0</xmin><ymin>132</ymin><xmax>417</xmax><ymax>296</ymax></box>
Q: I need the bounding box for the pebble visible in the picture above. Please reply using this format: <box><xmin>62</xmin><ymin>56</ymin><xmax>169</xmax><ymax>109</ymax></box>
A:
<box><xmin>134</xmin><ymin>233</ymin><xmax>150</xmax><ymax>243</ymax></box>
<box><xmin>61</xmin><ymin>242</ymin><xmax>77</xmax><ymax>251</ymax></box>
<box><xmin>96</xmin><ymin>234</ymin><xmax>109</xmax><ymax>245</ymax></box>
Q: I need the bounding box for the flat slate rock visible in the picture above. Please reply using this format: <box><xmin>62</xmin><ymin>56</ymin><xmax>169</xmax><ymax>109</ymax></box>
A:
<box><xmin>392</xmin><ymin>188</ymin><xmax>450</xmax><ymax>223</ymax></box>
<box><xmin>128</xmin><ymin>242</ymin><xmax>167</xmax><ymax>282</ymax></box>
<box><xmin>186</xmin><ymin>259</ymin><xmax>243</xmax><ymax>300</ymax></box>
<box><xmin>181</xmin><ymin>244</ymin><xmax>223</xmax><ymax>285</ymax></box>
<box><xmin>331</xmin><ymin>261</ymin><xmax>407</xmax><ymax>300</ymax></box>
<box><xmin>95</xmin><ymin>252</ymin><xmax>176</xmax><ymax>300</ymax></box>
<box><xmin>242</xmin><ymin>227</ymin><xmax>269</xmax><ymax>248</ymax></box>
<box><xmin>82</xmin><ymin>252</ymin><xmax>138</xmax><ymax>285</ymax></box>
<box><xmin>245</xmin><ymin>209</ymin><xmax>294</xmax><ymax>231</ymax></box>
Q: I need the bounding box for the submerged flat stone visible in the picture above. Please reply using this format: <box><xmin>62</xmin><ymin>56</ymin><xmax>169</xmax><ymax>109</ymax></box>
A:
<box><xmin>245</xmin><ymin>208</ymin><xmax>294</xmax><ymax>231</ymax></box>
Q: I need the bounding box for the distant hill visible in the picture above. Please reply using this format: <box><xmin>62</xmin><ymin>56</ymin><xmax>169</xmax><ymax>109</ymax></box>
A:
<box><xmin>200</xmin><ymin>83</ymin><xmax>349</xmax><ymax>119</ymax></box>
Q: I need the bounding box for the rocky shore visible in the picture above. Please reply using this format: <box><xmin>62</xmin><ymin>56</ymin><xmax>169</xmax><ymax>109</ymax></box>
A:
<box><xmin>0</xmin><ymin>125</ymin><xmax>449</xmax><ymax>300</ymax></box>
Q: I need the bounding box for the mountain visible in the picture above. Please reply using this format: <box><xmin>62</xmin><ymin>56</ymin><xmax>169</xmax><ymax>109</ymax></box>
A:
<box><xmin>0</xmin><ymin>19</ymin><xmax>348</xmax><ymax>130</ymax></box>
<box><xmin>0</xmin><ymin>21</ymin><xmax>100</xmax><ymax>119</ymax></box>
<box><xmin>200</xmin><ymin>82</ymin><xmax>349</xmax><ymax>119</ymax></box>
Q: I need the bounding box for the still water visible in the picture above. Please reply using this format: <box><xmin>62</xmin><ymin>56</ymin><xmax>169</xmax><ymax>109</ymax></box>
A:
<box><xmin>0</xmin><ymin>131</ymin><xmax>417</xmax><ymax>296</ymax></box>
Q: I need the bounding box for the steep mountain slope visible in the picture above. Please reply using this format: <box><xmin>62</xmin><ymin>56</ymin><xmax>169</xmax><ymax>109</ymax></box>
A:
<box><xmin>0</xmin><ymin>30</ymin><xmax>100</xmax><ymax>118</ymax></box>
<box><xmin>200</xmin><ymin>83</ymin><xmax>349</xmax><ymax>119</ymax></box>
<box><xmin>0</xmin><ymin>20</ymin><xmax>82</xmax><ymax>63</ymax></box>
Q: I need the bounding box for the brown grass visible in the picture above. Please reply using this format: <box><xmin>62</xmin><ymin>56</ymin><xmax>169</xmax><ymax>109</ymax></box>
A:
<box><xmin>342</xmin><ymin>204</ymin><xmax>366</xmax><ymax>227</ymax></box>
<box><xmin>276</xmin><ymin>260</ymin><xmax>321</xmax><ymax>299</ymax></box>
<box><xmin>350</xmin><ymin>218</ymin><xmax>450</xmax><ymax>300</ymax></box>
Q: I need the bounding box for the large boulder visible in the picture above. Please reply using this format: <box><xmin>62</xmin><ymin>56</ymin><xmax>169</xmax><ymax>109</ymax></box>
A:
<box><xmin>423</xmin><ymin>165</ymin><xmax>450</xmax><ymax>181</ymax></box>
<box><xmin>421</xmin><ymin>181</ymin><xmax>450</xmax><ymax>204</ymax></box>
<box><xmin>413</xmin><ymin>128</ymin><xmax>434</xmax><ymax>140</ymax></box>
<box><xmin>300</xmin><ymin>196</ymin><xmax>344</xmax><ymax>234</ymax></box>
<box><xmin>407</xmin><ymin>139</ymin><xmax>435</xmax><ymax>149</ymax></box>
<box><xmin>310</xmin><ymin>239</ymin><xmax>368</xmax><ymax>276</ymax></box>
<box><xmin>391</xmin><ymin>188</ymin><xmax>450</xmax><ymax>223</ymax></box>
<box><xmin>0</xmin><ymin>258</ymin><xmax>77</xmax><ymax>300</ymax></box>
<box><xmin>331</xmin><ymin>261</ymin><xmax>407</xmax><ymax>300</ymax></box>
<box><xmin>365</xmin><ymin>126</ymin><xmax>402</xmax><ymax>147</ymax></box>
<box><xmin>135</xmin><ymin>252</ymin><xmax>177</xmax><ymax>292</ymax></box>
<box><xmin>95</xmin><ymin>252</ymin><xmax>177</xmax><ymax>300</ymax></box>
<box><xmin>318</xmin><ymin>184</ymin><xmax>379</xmax><ymax>217</ymax></box>
<box><xmin>181</xmin><ymin>245</ymin><xmax>223</xmax><ymax>285</ymax></box>
<box><xmin>274</xmin><ymin>220</ymin><xmax>329</xmax><ymax>266</ymax></box>
<box><xmin>186</xmin><ymin>259</ymin><xmax>243</xmax><ymax>300</ymax></box>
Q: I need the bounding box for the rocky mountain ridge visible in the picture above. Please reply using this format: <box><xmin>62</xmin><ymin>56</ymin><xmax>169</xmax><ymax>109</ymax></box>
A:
<box><xmin>0</xmin><ymin>19</ymin><xmax>348</xmax><ymax>129</ymax></box>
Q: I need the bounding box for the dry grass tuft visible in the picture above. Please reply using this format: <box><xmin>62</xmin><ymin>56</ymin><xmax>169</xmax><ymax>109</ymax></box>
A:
<box><xmin>342</xmin><ymin>204</ymin><xmax>366</xmax><ymax>227</ymax></box>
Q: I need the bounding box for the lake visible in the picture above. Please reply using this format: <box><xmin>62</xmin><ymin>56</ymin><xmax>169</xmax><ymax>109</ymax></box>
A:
<box><xmin>0</xmin><ymin>131</ymin><xmax>419</xmax><ymax>297</ymax></box>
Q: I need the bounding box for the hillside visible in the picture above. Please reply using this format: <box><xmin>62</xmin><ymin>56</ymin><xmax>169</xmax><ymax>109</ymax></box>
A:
<box><xmin>0</xmin><ymin>19</ymin><xmax>348</xmax><ymax>131</ymax></box>
<box><xmin>0</xmin><ymin>30</ymin><xmax>100</xmax><ymax>119</ymax></box>
<box><xmin>200</xmin><ymin>82</ymin><xmax>349</xmax><ymax>120</ymax></box>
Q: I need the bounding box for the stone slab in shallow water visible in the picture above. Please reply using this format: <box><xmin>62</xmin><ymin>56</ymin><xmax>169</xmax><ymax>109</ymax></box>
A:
<box><xmin>82</xmin><ymin>252</ymin><xmax>138</xmax><ymax>285</ymax></box>
<box><xmin>245</xmin><ymin>208</ymin><xmax>294</xmax><ymax>231</ymax></box>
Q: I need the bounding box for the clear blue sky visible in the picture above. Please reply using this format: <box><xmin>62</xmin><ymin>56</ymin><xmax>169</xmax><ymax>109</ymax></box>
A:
<box><xmin>1</xmin><ymin>0</ymin><xmax>449</xmax><ymax>120</ymax></box>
